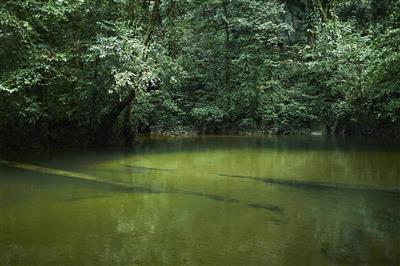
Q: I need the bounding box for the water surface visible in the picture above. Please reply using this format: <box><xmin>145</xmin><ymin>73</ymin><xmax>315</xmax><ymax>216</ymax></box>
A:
<box><xmin>1</xmin><ymin>136</ymin><xmax>399</xmax><ymax>265</ymax></box>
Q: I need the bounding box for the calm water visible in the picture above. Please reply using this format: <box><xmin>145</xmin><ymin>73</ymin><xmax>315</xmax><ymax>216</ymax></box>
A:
<box><xmin>0</xmin><ymin>136</ymin><xmax>399</xmax><ymax>265</ymax></box>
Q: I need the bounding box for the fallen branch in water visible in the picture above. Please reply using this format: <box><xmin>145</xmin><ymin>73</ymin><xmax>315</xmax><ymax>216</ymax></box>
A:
<box><xmin>0</xmin><ymin>159</ymin><xmax>163</xmax><ymax>193</ymax></box>
<box><xmin>0</xmin><ymin>160</ymin><xmax>285</xmax><ymax>216</ymax></box>
<box><xmin>214</xmin><ymin>173</ymin><xmax>400</xmax><ymax>195</ymax></box>
<box><xmin>122</xmin><ymin>164</ymin><xmax>175</xmax><ymax>172</ymax></box>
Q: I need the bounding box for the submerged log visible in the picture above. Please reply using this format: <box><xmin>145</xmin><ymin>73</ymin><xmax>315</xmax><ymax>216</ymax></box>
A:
<box><xmin>0</xmin><ymin>159</ymin><xmax>287</xmax><ymax>214</ymax></box>
<box><xmin>0</xmin><ymin>159</ymin><xmax>163</xmax><ymax>193</ymax></box>
<box><xmin>215</xmin><ymin>173</ymin><xmax>400</xmax><ymax>195</ymax></box>
<box><xmin>122</xmin><ymin>164</ymin><xmax>175</xmax><ymax>172</ymax></box>
<box><xmin>0</xmin><ymin>160</ymin><xmax>237</xmax><ymax>204</ymax></box>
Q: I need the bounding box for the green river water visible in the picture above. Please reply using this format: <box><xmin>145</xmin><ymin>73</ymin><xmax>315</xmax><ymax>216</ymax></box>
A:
<box><xmin>0</xmin><ymin>136</ymin><xmax>399</xmax><ymax>265</ymax></box>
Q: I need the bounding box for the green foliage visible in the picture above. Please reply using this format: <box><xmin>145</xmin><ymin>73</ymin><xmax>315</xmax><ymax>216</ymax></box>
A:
<box><xmin>0</xmin><ymin>0</ymin><xmax>399</xmax><ymax>147</ymax></box>
<box><xmin>303</xmin><ymin>20</ymin><xmax>371</xmax><ymax>129</ymax></box>
<box><xmin>366</xmin><ymin>27</ymin><xmax>400</xmax><ymax>125</ymax></box>
<box><xmin>191</xmin><ymin>105</ymin><xmax>225</xmax><ymax>131</ymax></box>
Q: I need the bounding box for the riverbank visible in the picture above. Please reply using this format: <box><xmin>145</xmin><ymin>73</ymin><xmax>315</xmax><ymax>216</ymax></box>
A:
<box><xmin>3</xmin><ymin>128</ymin><xmax>400</xmax><ymax>155</ymax></box>
<box><xmin>2</xmin><ymin>128</ymin><xmax>400</xmax><ymax>152</ymax></box>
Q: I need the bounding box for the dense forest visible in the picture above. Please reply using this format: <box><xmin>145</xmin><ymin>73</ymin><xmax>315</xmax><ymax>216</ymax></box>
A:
<box><xmin>0</xmin><ymin>0</ymin><xmax>399</xmax><ymax>148</ymax></box>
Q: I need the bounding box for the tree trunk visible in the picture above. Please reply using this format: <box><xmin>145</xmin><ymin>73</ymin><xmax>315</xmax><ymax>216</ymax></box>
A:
<box><xmin>122</xmin><ymin>101</ymin><xmax>135</xmax><ymax>146</ymax></box>
<box><xmin>332</xmin><ymin>118</ymin><xmax>339</xmax><ymax>134</ymax></box>
<box><xmin>90</xmin><ymin>57</ymin><xmax>99</xmax><ymax>129</ymax></box>
<box><xmin>325</xmin><ymin>123</ymin><xmax>332</xmax><ymax>135</ymax></box>
<box><xmin>38</xmin><ymin>83</ymin><xmax>49</xmax><ymax>149</ymax></box>
<box><xmin>143</xmin><ymin>0</ymin><xmax>161</xmax><ymax>60</ymax></box>
<box><xmin>95</xmin><ymin>0</ymin><xmax>161</xmax><ymax>146</ymax></box>
<box><xmin>222</xmin><ymin>0</ymin><xmax>231</xmax><ymax>91</ymax></box>
<box><xmin>95</xmin><ymin>89</ymin><xmax>136</xmax><ymax>145</ymax></box>
<box><xmin>167</xmin><ymin>0</ymin><xmax>178</xmax><ymax>57</ymax></box>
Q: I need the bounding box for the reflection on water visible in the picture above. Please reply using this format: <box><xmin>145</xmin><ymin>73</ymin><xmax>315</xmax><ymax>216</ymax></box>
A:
<box><xmin>0</xmin><ymin>136</ymin><xmax>399</xmax><ymax>265</ymax></box>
